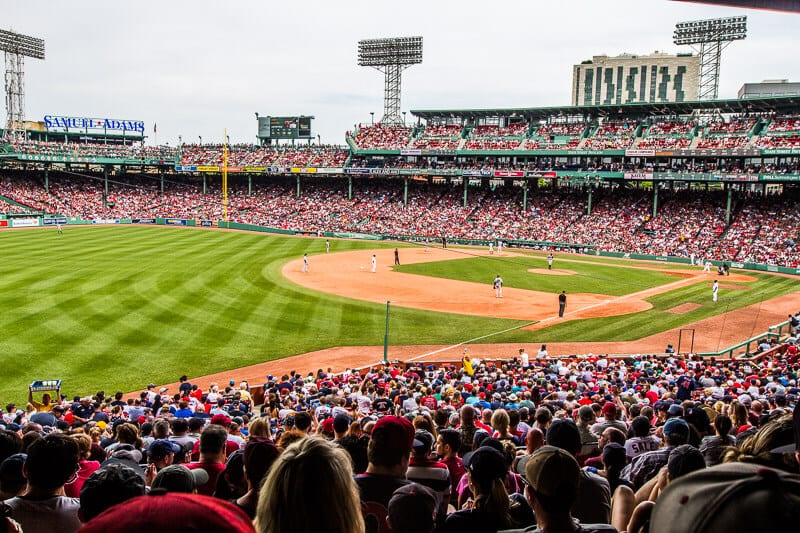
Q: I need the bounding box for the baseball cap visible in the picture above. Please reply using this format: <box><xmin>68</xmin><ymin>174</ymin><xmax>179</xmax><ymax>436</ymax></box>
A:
<box><xmin>650</xmin><ymin>462</ymin><xmax>800</xmax><ymax>533</ymax></box>
<box><xmin>602</xmin><ymin>402</ymin><xmax>617</xmax><ymax>418</ymax></box>
<box><xmin>147</xmin><ymin>439</ymin><xmax>182</xmax><ymax>459</ymax></box>
<box><xmin>545</xmin><ymin>419</ymin><xmax>581</xmax><ymax>456</ymax></box>
<box><xmin>413</xmin><ymin>430</ymin><xmax>435</xmax><ymax>454</ymax></box>
<box><xmin>516</xmin><ymin>445</ymin><xmax>580</xmax><ymax>509</ymax></box>
<box><xmin>668</xmin><ymin>404</ymin><xmax>684</xmax><ymax>417</ymax></box>
<box><xmin>663</xmin><ymin>417</ymin><xmax>690</xmax><ymax>439</ymax></box>
<box><xmin>370</xmin><ymin>416</ymin><xmax>421</xmax><ymax>451</ymax></box>
<box><xmin>667</xmin><ymin>444</ymin><xmax>706</xmax><ymax>481</ymax></box>
<box><xmin>388</xmin><ymin>483</ymin><xmax>438</xmax><ymax>533</ymax></box>
<box><xmin>78</xmin><ymin>492</ymin><xmax>256</xmax><ymax>533</ymax></box>
<box><xmin>151</xmin><ymin>464</ymin><xmax>209</xmax><ymax>493</ymax></box>
<box><xmin>211</xmin><ymin>413</ymin><xmax>232</xmax><ymax>426</ymax></box>
<box><xmin>462</xmin><ymin>446</ymin><xmax>507</xmax><ymax>484</ymax></box>
<box><xmin>320</xmin><ymin>417</ymin><xmax>335</xmax><ymax>435</ymax></box>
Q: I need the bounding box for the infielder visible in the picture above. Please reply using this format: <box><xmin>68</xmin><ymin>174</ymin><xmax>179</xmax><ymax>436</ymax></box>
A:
<box><xmin>302</xmin><ymin>253</ymin><xmax>309</xmax><ymax>273</ymax></box>
<box><xmin>371</xmin><ymin>254</ymin><xmax>377</xmax><ymax>273</ymax></box>
<box><xmin>497</xmin><ymin>240</ymin><xmax>503</xmax><ymax>255</ymax></box>
<box><xmin>489</xmin><ymin>242</ymin><xmax>494</xmax><ymax>255</ymax></box>
<box><xmin>57</xmin><ymin>223</ymin><xmax>63</xmax><ymax>234</ymax></box>
<box><xmin>547</xmin><ymin>253</ymin><xmax>553</xmax><ymax>270</ymax></box>
<box><xmin>558</xmin><ymin>290</ymin><xmax>567</xmax><ymax>317</ymax></box>
<box><xmin>712</xmin><ymin>280</ymin><xmax>718</xmax><ymax>302</ymax></box>
<box><xmin>325</xmin><ymin>239</ymin><xmax>330</xmax><ymax>253</ymax></box>
<box><xmin>703</xmin><ymin>260</ymin><xmax>712</xmax><ymax>273</ymax></box>
<box><xmin>493</xmin><ymin>274</ymin><xmax>503</xmax><ymax>298</ymax></box>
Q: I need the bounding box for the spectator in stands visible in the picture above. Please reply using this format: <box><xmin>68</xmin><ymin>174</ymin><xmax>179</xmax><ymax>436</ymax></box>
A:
<box><xmin>64</xmin><ymin>434</ymin><xmax>100</xmax><ymax>498</ymax></box>
<box><xmin>511</xmin><ymin>445</ymin><xmax>617</xmax><ymax>533</ymax></box>
<box><xmin>185</xmin><ymin>424</ymin><xmax>228</xmax><ymax>496</ymax></box>
<box><xmin>355</xmin><ymin>415</ymin><xmax>417</xmax><ymax>533</ymax></box>
<box><xmin>4</xmin><ymin>433</ymin><xmax>81</xmax><ymax>533</ymax></box>
<box><xmin>435</xmin><ymin>428</ymin><xmax>465</xmax><ymax>504</ymax></box>
<box><xmin>545</xmin><ymin>419</ymin><xmax>611</xmax><ymax>524</ymax></box>
<box><xmin>233</xmin><ymin>438</ymin><xmax>280</xmax><ymax>519</ymax></box>
<box><xmin>0</xmin><ymin>453</ymin><xmax>27</xmax><ymax>500</ymax></box>
<box><xmin>387</xmin><ymin>482</ymin><xmax>438</xmax><ymax>533</ymax></box>
<box><xmin>406</xmin><ymin>429</ymin><xmax>451</xmax><ymax>526</ymax></box>
<box><xmin>150</xmin><ymin>464</ymin><xmax>208</xmax><ymax>494</ymax></box>
<box><xmin>621</xmin><ymin>417</ymin><xmax>690</xmax><ymax>490</ymax></box>
<box><xmin>255</xmin><ymin>437</ymin><xmax>364</xmax><ymax>533</ymax></box>
<box><xmin>440</xmin><ymin>445</ymin><xmax>515</xmax><ymax>533</ymax></box>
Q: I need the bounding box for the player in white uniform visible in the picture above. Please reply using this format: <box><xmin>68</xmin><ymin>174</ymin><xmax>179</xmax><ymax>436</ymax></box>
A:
<box><xmin>489</xmin><ymin>242</ymin><xmax>494</xmax><ymax>255</ymax></box>
<box><xmin>493</xmin><ymin>274</ymin><xmax>503</xmax><ymax>298</ymax></box>
<box><xmin>497</xmin><ymin>240</ymin><xmax>503</xmax><ymax>255</ymax></box>
<box><xmin>57</xmin><ymin>223</ymin><xmax>63</xmax><ymax>234</ymax></box>
<box><xmin>371</xmin><ymin>254</ymin><xmax>377</xmax><ymax>273</ymax></box>
<box><xmin>703</xmin><ymin>260</ymin><xmax>712</xmax><ymax>273</ymax></box>
<box><xmin>712</xmin><ymin>279</ymin><xmax>718</xmax><ymax>302</ymax></box>
<box><xmin>325</xmin><ymin>239</ymin><xmax>330</xmax><ymax>253</ymax></box>
<box><xmin>302</xmin><ymin>254</ymin><xmax>309</xmax><ymax>273</ymax></box>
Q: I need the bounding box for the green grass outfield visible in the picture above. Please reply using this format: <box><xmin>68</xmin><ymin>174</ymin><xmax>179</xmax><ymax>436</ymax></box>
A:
<box><xmin>2</xmin><ymin>225</ymin><xmax>799</xmax><ymax>403</ymax></box>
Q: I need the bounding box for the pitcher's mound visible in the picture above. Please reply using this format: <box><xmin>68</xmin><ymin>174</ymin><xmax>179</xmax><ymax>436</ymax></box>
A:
<box><xmin>528</xmin><ymin>268</ymin><xmax>576</xmax><ymax>276</ymax></box>
<box><xmin>666</xmin><ymin>302</ymin><xmax>702</xmax><ymax>314</ymax></box>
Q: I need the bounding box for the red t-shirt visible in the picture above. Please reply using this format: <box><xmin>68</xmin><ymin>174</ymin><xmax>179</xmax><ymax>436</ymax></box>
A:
<box><xmin>185</xmin><ymin>461</ymin><xmax>226</xmax><ymax>496</ymax></box>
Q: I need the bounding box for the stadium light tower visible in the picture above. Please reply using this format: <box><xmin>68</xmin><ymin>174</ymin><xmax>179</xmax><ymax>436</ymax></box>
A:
<box><xmin>0</xmin><ymin>29</ymin><xmax>45</xmax><ymax>139</ymax></box>
<box><xmin>358</xmin><ymin>36</ymin><xmax>422</xmax><ymax>126</ymax></box>
<box><xmin>673</xmin><ymin>16</ymin><xmax>746</xmax><ymax>101</ymax></box>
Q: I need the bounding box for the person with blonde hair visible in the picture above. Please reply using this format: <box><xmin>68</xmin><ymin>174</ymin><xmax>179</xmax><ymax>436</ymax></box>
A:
<box><xmin>255</xmin><ymin>437</ymin><xmax>365</xmax><ymax>533</ymax></box>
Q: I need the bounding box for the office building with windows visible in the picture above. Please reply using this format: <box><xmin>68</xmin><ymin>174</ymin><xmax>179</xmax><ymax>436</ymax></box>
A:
<box><xmin>572</xmin><ymin>52</ymin><xmax>700</xmax><ymax>106</ymax></box>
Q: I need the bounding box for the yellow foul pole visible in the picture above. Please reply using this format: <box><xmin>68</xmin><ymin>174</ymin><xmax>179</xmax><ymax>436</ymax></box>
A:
<box><xmin>223</xmin><ymin>128</ymin><xmax>229</xmax><ymax>222</ymax></box>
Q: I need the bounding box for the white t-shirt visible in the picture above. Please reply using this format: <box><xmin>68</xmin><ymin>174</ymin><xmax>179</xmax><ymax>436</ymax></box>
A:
<box><xmin>520</xmin><ymin>352</ymin><xmax>530</xmax><ymax>367</ymax></box>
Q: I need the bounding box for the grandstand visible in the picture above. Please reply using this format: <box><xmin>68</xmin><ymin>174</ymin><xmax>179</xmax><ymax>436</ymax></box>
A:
<box><xmin>4</xmin><ymin>96</ymin><xmax>800</xmax><ymax>270</ymax></box>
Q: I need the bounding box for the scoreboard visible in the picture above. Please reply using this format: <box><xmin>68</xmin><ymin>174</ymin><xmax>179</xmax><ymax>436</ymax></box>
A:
<box><xmin>257</xmin><ymin>115</ymin><xmax>313</xmax><ymax>140</ymax></box>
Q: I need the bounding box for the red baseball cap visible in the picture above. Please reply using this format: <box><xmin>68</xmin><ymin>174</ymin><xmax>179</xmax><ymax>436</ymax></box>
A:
<box><xmin>79</xmin><ymin>493</ymin><xmax>255</xmax><ymax>532</ymax></box>
<box><xmin>370</xmin><ymin>416</ymin><xmax>419</xmax><ymax>451</ymax></box>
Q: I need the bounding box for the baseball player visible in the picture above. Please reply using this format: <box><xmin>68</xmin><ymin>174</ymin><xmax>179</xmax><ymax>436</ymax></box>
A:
<box><xmin>558</xmin><ymin>290</ymin><xmax>567</xmax><ymax>317</ymax></box>
<box><xmin>489</xmin><ymin>242</ymin><xmax>494</xmax><ymax>255</ymax></box>
<box><xmin>547</xmin><ymin>253</ymin><xmax>553</xmax><ymax>270</ymax></box>
<box><xmin>493</xmin><ymin>274</ymin><xmax>503</xmax><ymax>298</ymax></box>
<box><xmin>371</xmin><ymin>254</ymin><xmax>377</xmax><ymax>273</ymax></box>
<box><xmin>325</xmin><ymin>239</ymin><xmax>330</xmax><ymax>253</ymax></box>
<box><xmin>302</xmin><ymin>253</ymin><xmax>309</xmax><ymax>273</ymax></box>
<box><xmin>712</xmin><ymin>280</ymin><xmax>718</xmax><ymax>302</ymax></box>
<box><xmin>497</xmin><ymin>240</ymin><xmax>503</xmax><ymax>255</ymax></box>
<box><xmin>703</xmin><ymin>260</ymin><xmax>712</xmax><ymax>273</ymax></box>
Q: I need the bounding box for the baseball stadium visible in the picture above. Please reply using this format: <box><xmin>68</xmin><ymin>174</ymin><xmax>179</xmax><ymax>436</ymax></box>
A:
<box><xmin>2</xmin><ymin>1</ymin><xmax>800</xmax><ymax>532</ymax></box>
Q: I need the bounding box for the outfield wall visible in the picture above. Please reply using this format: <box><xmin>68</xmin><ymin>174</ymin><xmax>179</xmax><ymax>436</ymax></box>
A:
<box><xmin>6</xmin><ymin>216</ymin><xmax>800</xmax><ymax>276</ymax></box>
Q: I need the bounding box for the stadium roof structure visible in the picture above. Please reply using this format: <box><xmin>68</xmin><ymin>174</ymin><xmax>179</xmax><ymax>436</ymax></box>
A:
<box><xmin>410</xmin><ymin>95</ymin><xmax>800</xmax><ymax>122</ymax></box>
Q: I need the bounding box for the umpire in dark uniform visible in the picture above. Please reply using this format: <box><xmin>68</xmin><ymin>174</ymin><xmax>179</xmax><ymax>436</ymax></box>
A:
<box><xmin>558</xmin><ymin>290</ymin><xmax>567</xmax><ymax>317</ymax></box>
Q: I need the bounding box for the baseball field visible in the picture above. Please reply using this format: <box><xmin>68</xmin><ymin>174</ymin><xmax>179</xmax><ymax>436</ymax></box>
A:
<box><xmin>3</xmin><ymin>224</ymin><xmax>800</xmax><ymax>404</ymax></box>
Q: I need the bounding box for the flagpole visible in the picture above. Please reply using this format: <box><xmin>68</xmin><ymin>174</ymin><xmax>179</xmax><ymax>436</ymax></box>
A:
<box><xmin>223</xmin><ymin>128</ymin><xmax>228</xmax><ymax>222</ymax></box>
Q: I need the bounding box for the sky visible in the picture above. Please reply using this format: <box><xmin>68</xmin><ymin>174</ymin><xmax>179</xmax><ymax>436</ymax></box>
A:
<box><xmin>4</xmin><ymin>1</ymin><xmax>798</xmax><ymax>145</ymax></box>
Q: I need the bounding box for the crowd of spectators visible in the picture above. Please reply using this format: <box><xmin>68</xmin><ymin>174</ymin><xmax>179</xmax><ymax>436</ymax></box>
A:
<box><xmin>410</xmin><ymin>124</ymin><xmax>464</xmax><ymax>150</ymax></box>
<box><xmin>4</xmin><ymin>173</ymin><xmax>800</xmax><ymax>266</ymax></box>
<box><xmin>3</xmin><ymin>342</ymin><xmax>800</xmax><ymax>532</ymax></box>
<box><xmin>582</xmin><ymin>122</ymin><xmax>638</xmax><ymax>151</ymax></box>
<box><xmin>3</xmin><ymin>139</ymin><xmax>178</xmax><ymax>161</ymax></box>
<box><xmin>351</xmin><ymin>125</ymin><xmax>414</xmax><ymax>150</ymax></box>
<box><xmin>178</xmin><ymin>144</ymin><xmax>347</xmax><ymax>168</ymax></box>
